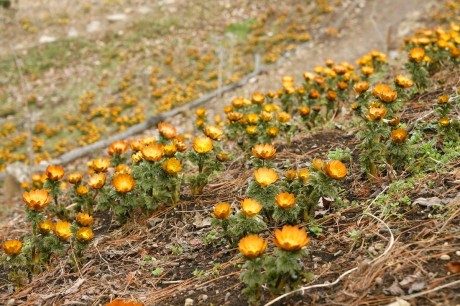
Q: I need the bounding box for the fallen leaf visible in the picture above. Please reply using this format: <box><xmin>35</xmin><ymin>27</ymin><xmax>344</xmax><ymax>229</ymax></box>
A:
<box><xmin>383</xmin><ymin>279</ymin><xmax>405</xmax><ymax>296</ymax></box>
<box><xmin>412</xmin><ymin>197</ymin><xmax>443</xmax><ymax>208</ymax></box>
<box><xmin>446</xmin><ymin>261</ymin><xmax>460</xmax><ymax>274</ymax></box>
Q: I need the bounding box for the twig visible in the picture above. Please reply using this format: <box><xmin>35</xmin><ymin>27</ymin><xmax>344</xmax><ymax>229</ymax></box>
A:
<box><xmin>264</xmin><ymin>212</ymin><xmax>395</xmax><ymax>306</ymax></box>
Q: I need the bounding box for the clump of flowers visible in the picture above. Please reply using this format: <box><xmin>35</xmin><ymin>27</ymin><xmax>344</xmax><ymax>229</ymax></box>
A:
<box><xmin>405</xmin><ymin>47</ymin><xmax>429</xmax><ymax>91</ymax></box>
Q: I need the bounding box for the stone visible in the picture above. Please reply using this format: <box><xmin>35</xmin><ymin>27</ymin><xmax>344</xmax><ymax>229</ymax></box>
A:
<box><xmin>106</xmin><ymin>14</ymin><xmax>127</xmax><ymax>22</ymax></box>
<box><xmin>184</xmin><ymin>298</ymin><xmax>194</xmax><ymax>306</ymax></box>
<box><xmin>39</xmin><ymin>35</ymin><xmax>57</xmax><ymax>44</ymax></box>
<box><xmin>440</xmin><ymin>254</ymin><xmax>451</xmax><ymax>261</ymax></box>
<box><xmin>87</xmin><ymin>21</ymin><xmax>101</xmax><ymax>33</ymax></box>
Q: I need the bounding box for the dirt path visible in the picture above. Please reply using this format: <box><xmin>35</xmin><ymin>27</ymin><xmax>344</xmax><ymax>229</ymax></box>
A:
<box><xmin>181</xmin><ymin>0</ymin><xmax>439</xmax><ymax>132</ymax></box>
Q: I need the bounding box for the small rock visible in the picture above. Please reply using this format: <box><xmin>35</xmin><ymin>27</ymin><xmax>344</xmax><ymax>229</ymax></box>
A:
<box><xmin>375</xmin><ymin>277</ymin><xmax>383</xmax><ymax>285</ymax></box>
<box><xmin>198</xmin><ymin>294</ymin><xmax>208</xmax><ymax>302</ymax></box>
<box><xmin>107</xmin><ymin>14</ymin><xmax>127</xmax><ymax>22</ymax></box>
<box><xmin>440</xmin><ymin>254</ymin><xmax>451</xmax><ymax>261</ymax></box>
<box><xmin>67</xmin><ymin>28</ymin><xmax>78</xmax><ymax>38</ymax></box>
<box><xmin>39</xmin><ymin>35</ymin><xmax>57</xmax><ymax>44</ymax></box>
<box><xmin>87</xmin><ymin>21</ymin><xmax>101</xmax><ymax>33</ymax></box>
<box><xmin>224</xmin><ymin>292</ymin><xmax>231</xmax><ymax>302</ymax></box>
<box><xmin>313</xmin><ymin>257</ymin><xmax>321</xmax><ymax>262</ymax></box>
<box><xmin>368</xmin><ymin>246</ymin><xmax>377</xmax><ymax>256</ymax></box>
<box><xmin>456</xmin><ymin>251</ymin><xmax>460</xmax><ymax>256</ymax></box>
<box><xmin>188</xmin><ymin>290</ymin><xmax>195</xmax><ymax>295</ymax></box>
<box><xmin>6</xmin><ymin>299</ymin><xmax>15</xmax><ymax>306</ymax></box>
<box><xmin>184</xmin><ymin>298</ymin><xmax>194</xmax><ymax>306</ymax></box>
<box><xmin>147</xmin><ymin>217</ymin><xmax>162</xmax><ymax>228</ymax></box>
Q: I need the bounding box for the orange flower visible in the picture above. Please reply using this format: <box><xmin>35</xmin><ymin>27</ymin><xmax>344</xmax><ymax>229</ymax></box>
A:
<box><xmin>67</xmin><ymin>172</ymin><xmax>83</xmax><ymax>184</ymax></box>
<box><xmin>275</xmin><ymin>192</ymin><xmax>296</xmax><ymax>209</ymax></box>
<box><xmin>299</xmin><ymin>106</ymin><xmax>310</xmax><ymax>117</ymax></box>
<box><xmin>254</xmin><ymin>168</ymin><xmax>279</xmax><ymax>188</ymax></box>
<box><xmin>238</xmin><ymin>235</ymin><xmax>267</xmax><ymax>258</ymax></box>
<box><xmin>260</xmin><ymin>111</ymin><xmax>273</xmax><ymax>122</ymax></box>
<box><xmin>163</xmin><ymin>144</ymin><xmax>177</xmax><ymax>157</ymax></box>
<box><xmin>241</xmin><ymin>198</ymin><xmax>263</xmax><ymax>217</ymax></box>
<box><xmin>76</xmin><ymin>185</ymin><xmax>89</xmax><ymax>195</ymax></box>
<box><xmin>115</xmin><ymin>164</ymin><xmax>131</xmax><ymax>174</ymax></box>
<box><xmin>76</xmin><ymin>212</ymin><xmax>93</xmax><ymax>226</ymax></box>
<box><xmin>361</xmin><ymin>66</ymin><xmax>374</xmax><ymax>76</ymax></box>
<box><xmin>23</xmin><ymin>189</ymin><xmax>52</xmax><ymax>211</ymax></box>
<box><xmin>394</xmin><ymin>75</ymin><xmax>414</xmax><ymax>88</ymax></box>
<box><xmin>353</xmin><ymin>81</ymin><xmax>370</xmax><ymax>95</ymax></box>
<box><xmin>46</xmin><ymin>165</ymin><xmax>65</xmax><ymax>181</ymax></box>
<box><xmin>273</xmin><ymin>225</ymin><xmax>310</xmax><ymax>251</ymax></box>
<box><xmin>246</xmin><ymin>126</ymin><xmax>258</xmax><ymax>135</ymax></box>
<box><xmin>77</xmin><ymin>227</ymin><xmax>94</xmax><ymax>242</ymax></box>
<box><xmin>38</xmin><ymin>219</ymin><xmax>54</xmax><ymax>234</ymax></box>
<box><xmin>337</xmin><ymin>81</ymin><xmax>348</xmax><ymax>90</ymax></box>
<box><xmin>158</xmin><ymin>122</ymin><xmax>177</xmax><ymax>139</ymax></box>
<box><xmin>389</xmin><ymin>117</ymin><xmax>400</xmax><ymax>126</ymax></box>
<box><xmin>108</xmin><ymin>140</ymin><xmax>129</xmax><ymax>156</ymax></box>
<box><xmin>437</xmin><ymin>95</ymin><xmax>449</xmax><ymax>104</ymax></box>
<box><xmin>252</xmin><ymin>144</ymin><xmax>276</xmax><ymax>160</ymax></box>
<box><xmin>373</xmin><ymin>83</ymin><xmax>397</xmax><ymax>103</ymax></box>
<box><xmin>193</xmin><ymin>137</ymin><xmax>213</xmax><ymax>154</ymax></box>
<box><xmin>2</xmin><ymin>240</ymin><xmax>23</xmax><ymax>256</ymax></box>
<box><xmin>298</xmin><ymin>169</ymin><xmax>310</xmax><ymax>182</ymax></box>
<box><xmin>54</xmin><ymin>221</ymin><xmax>72</xmax><ymax>240</ymax></box>
<box><xmin>92</xmin><ymin>158</ymin><xmax>111</xmax><ymax>173</ymax></box>
<box><xmin>368</xmin><ymin>105</ymin><xmax>388</xmax><ymax>121</ymax></box>
<box><xmin>204</xmin><ymin>125</ymin><xmax>224</xmax><ymax>141</ymax></box>
<box><xmin>327</xmin><ymin>90</ymin><xmax>338</xmax><ymax>100</ymax></box>
<box><xmin>112</xmin><ymin>173</ymin><xmax>135</xmax><ymax>193</ymax></box>
<box><xmin>324</xmin><ymin>160</ymin><xmax>347</xmax><ymax>179</ymax></box>
<box><xmin>232</xmin><ymin>97</ymin><xmax>244</xmax><ymax>108</ymax></box>
<box><xmin>141</xmin><ymin>136</ymin><xmax>156</xmax><ymax>146</ymax></box>
<box><xmin>391</xmin><ymin>128</ymin><xmax>408</xmax><ymax>143</ymax></box>
<box><xmin>252</xmin><ymin>92</ymin><xmax>265</xmax><ymax>104</ymax></box>
<box><xmin>173</xmin><ymin>139</ymin><xmax>187</xmax><ymax>152</ymax></box>
<box><xmin>88</xmin><ymin>173</ymin><xmax>106</xmax><ymax>189</ymax></box>
<box><xmin>213</xmin><ymin>203</ymin><xmax>232</xmax><ymax>219</ymax></box>
<box><xmin>309</xmin><ymin>89</ymin><xmax>320</xmax><ymax>99</ymax></box>
<box><xmin>142</xmin><ymin>144</ymin><xmax>164</xmax><ymax>162</ymax></box>
<box><xmin>105</xmin><ymin>299</ymin><xmax>144</xmax><ymax>306</ymax></box>
<box><xmin>162</xmin><ymin>158</ymin><xmax>182</xmax><ymax>175</ymax></box>
<box><xmin>409</xmin><ymin>47</ymin><xmax>426</xmax><ymax>62</ymax></box>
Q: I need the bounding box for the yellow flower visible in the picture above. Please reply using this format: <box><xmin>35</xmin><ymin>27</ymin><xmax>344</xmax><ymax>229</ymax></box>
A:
<box><xmin>246</xmin><ymin>113</ymin><xmax>259</xmax><ymax>125</ymax></box>
<box><xmin>76</xmin><ymin>212</ymin><xmax>94</xmax><ymax>226</ymax></box>
<box><xmin>246</xmin><ymin>125</ymin><xmax>258</xmax><ymax>135</ymax></box>
<box><xmin>299</xmin><ymin>106</ymin><xmax>311</xmax><ymax>117</ymax></box>
<box><xmin>217</xmin><ymin>152</ymin><xmax>228</xmax><ymax>162</ymax></box>
<box><xmin>260</xmin><ymin>111</ymin><xmax>273</xmax><ymax>122</ymax></box>
<box><xmin>38</xmin><ymin>219</ymin><xmax>54</xmax><ymax>234</ymax></box>
<box><xmin>76</xmin><ymin>185</ymin><xmax>89</xmax><ymax>195</ymax></box>
<box><xmin>309</xmin><ymin>89</ymin><xmax>320</xmax><ymax>99</ymax></box>
<box><xmin>394</xmin><ymin>75</ymin><xmax>414</xmax><ymax>88</ymax></box>
<box><xmin>252</xmin><ymin>144</ymin><xmax>276</xmax><ymax>160</ymax></box>
<box><xmin>158</xmin><ymin>122</ymin><xmax>177</xmax><ymax>139</ymax></box>
<box><xmin>438</xmin><ymin>117</ymin><xmax>450</xmax><ymax>127</ymax></box>
<box><xmin>77</xmin><ymin>227</ymin><xmax>94</xmax><ymax>242</ymax></box>
<box><xmin>213</xmin><ymin>202</ymin><xmax>232</xmax><ymax>219</ymax></box>
<box><xmin>409</xmin><ymin>47</ymin><xmax>426</xmax><ymax>62</ymax></box>
<box><xmin>298</xmin><ymin>169</ymin><xmax>310</xmax><ymax>182</ymax></box>
<box><xmin>129</xmin><ymin>139</ymin><xmax>143</xmax><ymax>151</ymax></box>
<box><xmin>361</xmin><ymin>66</ymin><xmax>374</xmax><ymax>76</ymax></box>
<box><xmin>92</xmin><ymin>158</ymin><xmax>111</xmax><ymax>173</ymax></box>
<box><xmin>273</xmin><ymin>225</ymin><xmax>310</xmax><ymax>251</ymax></box>
<box><xmin>142</xmin><ymin>144</ymin><xmax>164</xmax><ymax>162</ymax></box>
<box><xmin>285</xmin><ymin>169</ymin><xmax>297</xmax><ymax>180</ymax></box>
<box><xmin>232</xmin><ymin>97</ymin><xmax>244</xmax><ymax>108</ymax></box>
<box><xmin>275</xmin><ymin>192</ymin><xmax>296</xmax><ymax>209</ymax></box>
<box><xmin>115</xmin><ymin>164</ymin><xmax>131</xmax><ymax>174</ymax></box>
<box><xmin>277</xmin><ymin>112</ymin><xmax>291</xmax><ymax>123</ymax></box>
<box><xmin>204</xmin><ymin>125</ymin><xmax>224</xmax><ymax>141</ymax></box>
<box><xmin>141</xmin><ymin>136</ymin><xmax>156</xmax><ymax>146</ymax></box>
<box><xmin>368</xmin><ymin>105</ymin><xmax>388</xmax><ymax>121</ymax></box>
<box><xmin>46</xmin><ymin>165</ymin><xmax>65</xmax><ymax>181</ymax></box>
<box><xmin>337</xmin><ymin>81</ymin><xmax>348</xmax><ymax>90</ymax></box>
<box><xmin>311</xmin><ymin>158</ymin><xmax>324</xmax><ymax>171</ymax></box>
<box><xmin>372</xmin><ymin>83</ymin><xmax>397</xmax><ymax>103</ymax></box>
<box><xmin>252</xmin><ymin>92</ymin><xmax>265</xmax><ymax>104</ymax></box>
<box><xmin>303</xmin><ymin>71</ymin><xmax>315</xmax><ymax>81</ymax></box>
<box><xmin>112</xmin><ymin>173</ymin><xmax>135</xmax><ymax>193</ymax></box>
<box><xmin>164</xmin><ymin>143</ymin><xmax>177</xmax><ymax>157</ymax></box>
<box><xmin>266</xmin><ymin>126</ymin><xmax>279</xmax><ymax>137</ymax></box>
<box><xmin>67</xmin><ymin>172</ymin><xmax>83</xmax><ymax>184</ymax></box>
<box><xmin>173</xmin><ymin>139</ymin><xmax>188</xmax><ymax>152</ymax></box>
<box><xmin>54</xmin><ymin>220</ymin><xmax>72</xmax><ymax>240</ymax></box>
<box><xmin>254</xmin><ymin>167</ymin><xmax>279</xmax><ymax>188</ymax></box>
<box><xmin>2</xmin><ymin>240</ymin><xmax>23</xmax><ymax>256</ymax></box>
<box><xmin>324</xmin><ymin>160</ymin><xmax>347</xmax><ymax>179</ymax></box>
<box><xmin>162</xmin><ymin>158</ymin><xmax>182</xmax><ymax>175</ymax></box>
<box><xmin>193</xmin><ymin>137</ymin><xmax>213</xmax><ymax>154</ymax></box>
<box><xmin>241</xmin><ymin>198</ymin><xmax>263</xmax><ymax>217</ymax></box>
<box><xmin>108</xmin><ymin>140</ymin><xmax>128</xmax><ymax>156</ymax></box>
<box><xmin>88</xmin><ymin>173</ymin><xmax>106</xmax><ymax>189</ymax></box>
<box><xmin>327</xmin><ymin>90</ymin><xmax>338</xmax><ymax>100</ymax></box>
<box><xmin>437</xmin><ymin>95</ymin><xmax>449</xmax><ymax>104</ymax></box>
<box><xmin>389</xmin><ymin>117</ymin><xmax>400</xmax><ymax>126</ymax></box>
<box><xmin>196</xmin><ymin>118</ymin><xmax>205</xmax><ymax>128</ymax></box>
<box><xmin>195</xmin><ymin>108</ymin><xmax>206</xmax><ymax>117</ymax></box>
<box><xmin>238</xmin><ymin>235</ymin><xmax>267</xmax><ymax>258</ymax></box>
<box><xmin>23</xmin><ymin>189</ymin><xmax>52</xmax><ymax>211</ymax></box>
